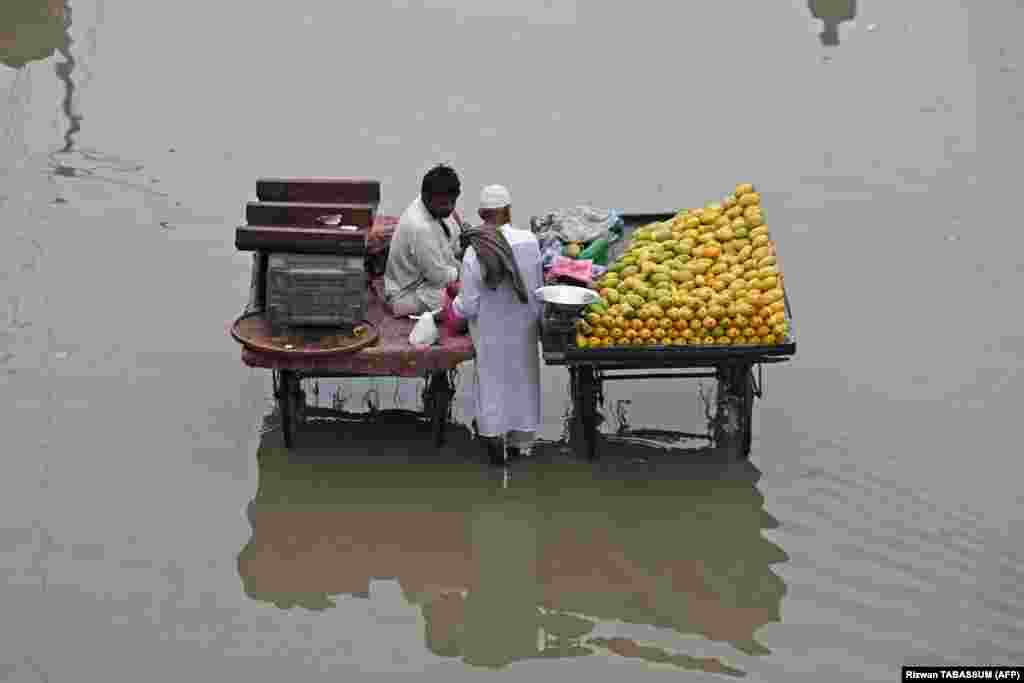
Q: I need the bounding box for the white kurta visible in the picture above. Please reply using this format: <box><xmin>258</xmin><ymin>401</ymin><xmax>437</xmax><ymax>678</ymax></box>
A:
<box><xmin>454</xmin><ymin>224</ymin><xmax>544</xmax><ymax>440</ymax></box>
<box><xmin>384</xmin><ymin>196</ymin><xmax>463</xmax><ymax>311</ymax></box>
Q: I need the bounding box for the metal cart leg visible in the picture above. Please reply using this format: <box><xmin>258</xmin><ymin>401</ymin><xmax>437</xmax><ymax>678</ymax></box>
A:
<box><xmin>741</xmin><ymin>367</ymin><xmax>755</xmax><ymax>458</ymax></box>
<box><xmin>713</xmin><ymin>362</ymin><xmax>754</xmax><ymax>459</ymax></box>
<box><xmin>274</xmin><ymin>370</ymin><xmax>295</xmax><ymax>449</ymax></box>
<box><xmin>570</xmin><ymin>366</ymin><xmax>599</xmax><ymax>461</ymax></box>
<box><xmin>424</xmin><ymin>370</ymin><xmax>454</xmax><ymax>448</ymax></box>
<box><xmin>569</xmin><ymin>367</ymin><xmax>580</xmax><ymax>446</ymax></box>
<box><xmin>274</xmin><ymin>370</ymin><xmax>305</xmax><ymax>450</ymax></box>
<box><xmin>586</xmin><ymin>369</ymin><xmax>601</xmax><ymax>461</ymax></box>
<box><xmin>569</xmin><ymin>367</ymin><xmax>583</xmax><ymax>455</ymax></box>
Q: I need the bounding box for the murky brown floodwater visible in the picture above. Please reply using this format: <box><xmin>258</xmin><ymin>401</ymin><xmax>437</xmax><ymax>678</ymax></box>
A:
<box><xmin>2</xmin><ymin>0</ymin><xmax>1022</xmax><ymax>680</ymax></box>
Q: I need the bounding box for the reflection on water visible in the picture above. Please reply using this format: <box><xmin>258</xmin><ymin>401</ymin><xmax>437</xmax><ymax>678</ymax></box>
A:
<box><xmin>0</xmin><ymin>0</ymin><xmax>151</xmax><ymax>198</ymax></box>
<box><xmin>53</xmin><ymin>1</ymin><xmax>81</xmax><ymax>153</ymax></box>
<box><xmin>0</xmin><ymin>0</ymin><xmax>80</xmax><ymax>150</ymax></box>
<box><xmin>0</xmin><ymin>0</ymin><xmax>67</xmax><ymax>69</ymax></box>
<box><xmin>237</xmin><ymin>416</ymin><xmax>789</xmax><ymax>674</ymax></box>
<box><xmin>808</xmin><ymin>0</ymin><xmax>857</xmax><ymax>47</ymax></box>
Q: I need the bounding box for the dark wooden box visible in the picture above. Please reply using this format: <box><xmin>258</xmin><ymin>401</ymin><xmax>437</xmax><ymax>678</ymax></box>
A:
<box><xmin>256</xmin><ymin>178</ymin><xmax>381</xmax><ymax>204</ymax></box>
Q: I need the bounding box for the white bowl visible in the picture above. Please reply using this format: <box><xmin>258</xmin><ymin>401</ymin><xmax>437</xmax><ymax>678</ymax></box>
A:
<box><xmin>534</xmin><ymin>285</ymin><xmax>600</xmax><ymax>307</ymax></box>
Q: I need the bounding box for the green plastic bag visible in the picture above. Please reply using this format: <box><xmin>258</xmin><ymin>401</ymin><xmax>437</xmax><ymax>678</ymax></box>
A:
<box><xmin>578</xmin><ymin>237</ymin><xmax>609</xmax><ymax>266</ymax></box>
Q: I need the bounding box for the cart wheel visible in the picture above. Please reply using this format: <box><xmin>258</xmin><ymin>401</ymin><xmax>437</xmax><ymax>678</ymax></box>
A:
<box><xmin>425</xmin><ymin>371</ymin><xmax>453</xmax><ymax>448</ymax></box>
<box><xmin>571</xmin><ymin>367</ymin><xmax>599</xmax><ymax>461</ymax></box>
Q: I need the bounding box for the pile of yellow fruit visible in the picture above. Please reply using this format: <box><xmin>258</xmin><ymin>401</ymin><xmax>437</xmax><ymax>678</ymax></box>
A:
<box><xmin>575</xmin><ymin>183</ymin><xmax>789</xmax><ymax>349</ymax></box>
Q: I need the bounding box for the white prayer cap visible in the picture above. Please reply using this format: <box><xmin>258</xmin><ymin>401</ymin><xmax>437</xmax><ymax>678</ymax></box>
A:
<box><xmin>479</xmin><ymin>184</ymin><xmax>511</xmax><ymax>210</ymax></box>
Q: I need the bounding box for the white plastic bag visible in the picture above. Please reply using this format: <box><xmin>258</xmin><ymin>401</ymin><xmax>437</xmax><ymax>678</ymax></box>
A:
<box><xmin>531</xmin><ymin>205</ymin><xmax>619</xmax><ymax>245</ymax></box>
<box><xmin>409</xmin><ymin>312</ymin><xmax>439</xmax><ymax>346</ymax></box>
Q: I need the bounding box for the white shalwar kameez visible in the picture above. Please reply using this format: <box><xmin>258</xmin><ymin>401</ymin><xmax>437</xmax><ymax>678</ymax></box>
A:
<box><xmin>453</xmin><ymin>224</ymin><xmax>544</xmax><ymax>448</ymax></box>
<box><xmin>384</xmin><ymin>196</ymin><xmax>463</xmax><ymax>315</ymax></box>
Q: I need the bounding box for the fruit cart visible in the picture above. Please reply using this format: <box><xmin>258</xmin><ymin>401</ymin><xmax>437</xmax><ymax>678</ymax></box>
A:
<box><xmin>540</xmin><ymin>212</ymin><xmax>797</xmax><ymax>461</ymax></box>
<box><xmin>229</xmin><ymin>178</ymin><xmax>475</xmax><ymax>450</ymax></box>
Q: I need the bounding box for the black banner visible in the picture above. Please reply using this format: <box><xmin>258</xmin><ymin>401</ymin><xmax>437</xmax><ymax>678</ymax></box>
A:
<box><xmin>903</xmin><ymin>667</ymin><xmax>1023</xmax><ymax>681</ymax></box>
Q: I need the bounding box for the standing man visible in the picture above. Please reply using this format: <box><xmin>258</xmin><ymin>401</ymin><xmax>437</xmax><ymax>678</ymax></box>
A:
<box><xmin>384</xmin><ymin>164</ymin><xmax>467</xmax><ymax>317</ymax></box>
<box><xmin>451</xmin><ymin>185</ymin><xmax>544</xmax><ymax>466</ymax></box>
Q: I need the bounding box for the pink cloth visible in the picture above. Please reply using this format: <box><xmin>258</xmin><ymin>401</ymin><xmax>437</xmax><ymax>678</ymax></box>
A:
<box><xmin>549</xmin><ymin>255</ymin><xmax>593</xmax><ymax>285</ymax></box>
<box><xmin>442</xmin><ymin>288</ymin><xmax>468</xmax><ymax>337</ymax></box>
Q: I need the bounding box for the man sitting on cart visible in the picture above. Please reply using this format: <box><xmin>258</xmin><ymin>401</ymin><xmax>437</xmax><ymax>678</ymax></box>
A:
<box><xmin>383</xmin><ymin>164</ymin><xmax>467</xmax><ymax>317</ymax></box>
<box><xmin>445</xmin><ymin>184</ymin><xmax>544</xmax><ymax>466</ymax></box>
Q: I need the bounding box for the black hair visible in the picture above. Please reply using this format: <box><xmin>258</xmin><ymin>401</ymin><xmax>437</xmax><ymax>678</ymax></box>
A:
<box><xmin>421</xmin><ymin>163</ymin><xmax>461</xmax><ymax>197</ymax></box>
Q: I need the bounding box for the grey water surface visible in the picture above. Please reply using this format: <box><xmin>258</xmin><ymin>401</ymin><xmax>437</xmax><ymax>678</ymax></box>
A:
<box><xmin>2</xmin><ymin>1</ymin><xmax>1022</xmax><ymax>681</ymax></box>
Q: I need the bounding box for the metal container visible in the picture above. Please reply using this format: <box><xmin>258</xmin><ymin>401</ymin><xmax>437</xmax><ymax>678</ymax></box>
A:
<box><xmin>534</xmin><ymin>285</ymin><xmax>600</xmax><ymax>314</ymax></box>
<box><xmin>535</xmin><ymin>285</ymin><xmax>600</xmax><ymax>354</ymax></box>
<box><xmin>266</xmin><ymin>253</ymin><xmax>367</xmax><ymax>328</ymax></box>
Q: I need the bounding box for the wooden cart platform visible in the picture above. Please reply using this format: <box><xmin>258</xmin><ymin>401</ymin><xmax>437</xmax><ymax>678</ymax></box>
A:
<box><xmin>239</xmin><ymin>280</ymin><xmax>474</xmax><ymax>377</ymax></box>
<box><xmin>236</xmin><ymin>279</ymin><xmax>474</xmax><ymax>450</ymax></box>
<box><xmin>229</xmin><ymin>177</ymin><xmax>476</xmax><ymax>451</ymax></box>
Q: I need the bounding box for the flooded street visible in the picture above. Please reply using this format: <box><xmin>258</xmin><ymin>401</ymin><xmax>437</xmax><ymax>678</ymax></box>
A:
<box><xmin>2</xmin><ymin>0</ymin><xmax>1022</xmax><ymax>680</ymax></box>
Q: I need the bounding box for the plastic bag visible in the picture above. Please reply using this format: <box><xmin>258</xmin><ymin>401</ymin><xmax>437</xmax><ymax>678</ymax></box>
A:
<box><xmin>541</xmin><ymin>242</ymin><xmax>564</xmax><ymax>271</ymax></box>
<box><xmin>530</xmin><ymin>205</ymin><xmax>620</xmax><ymax>245</ymax></box>
<box><xmin>409</xmin><ymin>313</ymin><xmax>439</xmax><ymax>346</ymax></box>
<box><xmin>607</xmin><ymin>210</ymin><xmax>625</xmax><ymax>243</ymax></box>
<box><xmin>578</xmin><ymin>237</ymin><xmax>609</xmax><ymax>265</ymax></box>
